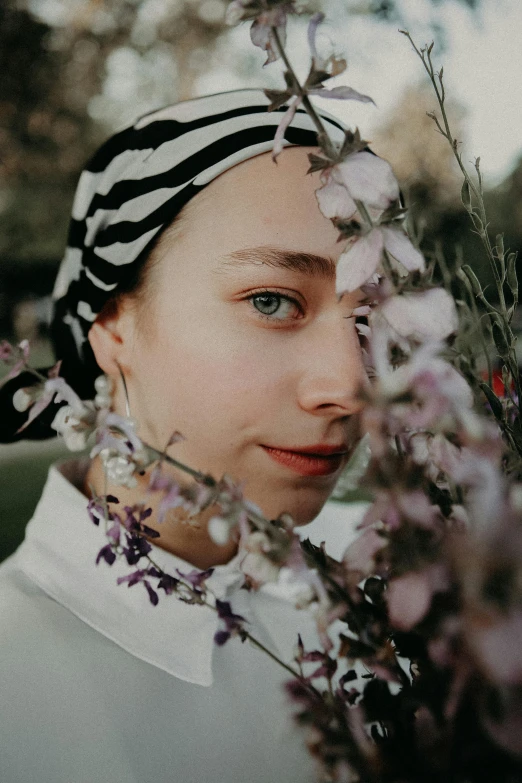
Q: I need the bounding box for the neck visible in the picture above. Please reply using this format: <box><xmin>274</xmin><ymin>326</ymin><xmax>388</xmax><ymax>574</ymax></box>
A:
<box><xmin>83</xmin><ymin>457</ymin><xmax>239</xmax><ymax>570</ymax></box>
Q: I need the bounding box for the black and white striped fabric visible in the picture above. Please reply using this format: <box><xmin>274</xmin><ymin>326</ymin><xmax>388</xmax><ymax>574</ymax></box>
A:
<box><xmin>50</xmin><ymin>88</ymin><xmax>347</xmax><ymax>398</ymax></box>
<box><xmin>1</xmin><ymin>88</ymin><xmax>348</xmax><ymax>442</ymax></box>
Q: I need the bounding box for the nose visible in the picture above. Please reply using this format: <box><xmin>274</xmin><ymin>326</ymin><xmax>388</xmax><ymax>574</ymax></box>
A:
<box><xmin>296</xmin><ymin>314</ymin><xmax>368</xmax><ymax>417</ymax></box>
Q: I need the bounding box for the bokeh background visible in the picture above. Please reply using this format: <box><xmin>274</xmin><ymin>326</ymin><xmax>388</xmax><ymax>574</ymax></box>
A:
<box><xmin>1</xmin><ymin>0</ymin><xmax>521</xmax><ymax>562</ymax></box>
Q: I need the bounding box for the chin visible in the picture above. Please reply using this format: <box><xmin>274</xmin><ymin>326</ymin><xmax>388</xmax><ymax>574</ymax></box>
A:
<box><xmin>263</xmin><ymin>487</ymin><xmax>332</xmax><ymax>528</ymax></box>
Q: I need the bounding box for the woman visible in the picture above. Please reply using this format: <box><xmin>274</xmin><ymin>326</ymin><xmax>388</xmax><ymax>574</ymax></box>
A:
<box><xmin>0</xmin><ymin>89</ymin><xmax>369</xmax><ymax>783</ymax></box>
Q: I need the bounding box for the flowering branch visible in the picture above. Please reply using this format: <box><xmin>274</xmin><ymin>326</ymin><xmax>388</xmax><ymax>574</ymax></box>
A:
<box><xmin>400</xmin><ymin>31</ymin><xmax>522</xmax><ymax>461</ymax></box>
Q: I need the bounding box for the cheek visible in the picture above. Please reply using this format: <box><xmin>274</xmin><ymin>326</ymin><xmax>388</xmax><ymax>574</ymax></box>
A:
<box><xmin>140</xmin><ymin>321</ymin><xmax>292</xmax><ymax>447</ymax></box>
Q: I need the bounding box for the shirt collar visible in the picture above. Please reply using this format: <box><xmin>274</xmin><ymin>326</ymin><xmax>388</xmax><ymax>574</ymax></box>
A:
<box><xmin>15</xmin><ymin>459</ymin><xmax>367</xmax><ymax>686</ymax></box>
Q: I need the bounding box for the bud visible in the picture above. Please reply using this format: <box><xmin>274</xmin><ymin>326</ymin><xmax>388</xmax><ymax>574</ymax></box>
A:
<box><xmin>208</xmin><ymin>516</ymin><xmax>231</xmax><ymax>545</ymax></box>
<box><xmin>461</xmin><ymin>180</ymin><xmax>472</xmax><ymax>211</ymax></box>
<box><xmin>490</xmin><ymin>314</ymin><xmax>510</xmax><ymax>359</ymax></box>
<box><xmin>461</xmin><ymin>265</ymin><xmax>482</xmax><ymax>298</ymax></box>
<box><xmin>479</xmin><ymin>382</ymin><xmax>503</xmax><ymax>419</ymax></box>
<box><xmin>12</xmin><ymin>387</ymin><xmax>34</xmax><ymax>412</ymax></box>
<box><xmin>507</xmin><ymin>252</ymin><xmax>518</xmax><ymax>296</ymax></box>
<box><xmin>496</xmin><ymin>234</ymin><xmax>505</xmax><ymax>260</ymax></box>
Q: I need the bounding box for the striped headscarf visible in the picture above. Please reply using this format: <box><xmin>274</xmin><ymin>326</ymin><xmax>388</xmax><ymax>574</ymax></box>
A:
<box><xmin>2</xmin><ymin>88</ymin><xmax>347</xmax><ymax>441</ymax></box>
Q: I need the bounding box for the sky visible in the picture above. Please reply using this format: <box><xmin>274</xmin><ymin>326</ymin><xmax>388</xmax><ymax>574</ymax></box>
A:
<box><xmin>30</xmin><ymin>0</ymin><xmax>522</xmax><ymax>185</ymax></box>
<box><xmin>196</xmin><ymin>0</ymin><xmax>522</xmax><ymax>185</ymax></box>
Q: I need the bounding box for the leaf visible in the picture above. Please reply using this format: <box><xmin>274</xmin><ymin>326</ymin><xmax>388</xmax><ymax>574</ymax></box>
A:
<box><xmin>461</xmin><ymin>180</ymin><xmax>472</xmax><ymax>211</ymax></box>
<box><xmin>263</xmin><ymin>88</ymin><xmax>291</xmax><ymax>112</ymax></box>
<box><xmin>479</xmin><ymin>381</ymin><xmax>504</xmax><ymax>420</ymax></box>
<box><xmin>479</xmin><ymin>382</ymin><xmax>503</xmax><ymax>419</ymax></box>
<box><xmin>308</xmin><ymin>85</ymin><xmax>375</xmax><ymax>105</ymax></box>
<box><xmin>306</xmin><ymin>153</ymin><xmax>330</xmax><ymax>174</ymax></box>
<box><xmin>328</xmin><ymin>56</ymin><xmax>347</xmax><ymax>77</ymax></box>
<box><xmin>507</xmin><ymin>252</ymin><xmax>518</xmax><ymax>297</ymax></box>
<box><xmin>491</xmin><ymin>318</ymin><xmax>509</xmax><ymax>359</ymax></box>
<box><xmin>339</xmin><ymin>634</ymin><xmax>375</xmax><ymax>660</ymax></box>
<box><xmin>461</xmin><ymin>264</ymin><xmax>483</xmax><ymax>298</ymax></box>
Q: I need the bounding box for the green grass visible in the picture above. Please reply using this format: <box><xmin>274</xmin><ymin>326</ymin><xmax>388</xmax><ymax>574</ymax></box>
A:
<box><xmin>0</xmin><ymin>439</ymin><xmax>70</xmax><ymax>563</ymax></box>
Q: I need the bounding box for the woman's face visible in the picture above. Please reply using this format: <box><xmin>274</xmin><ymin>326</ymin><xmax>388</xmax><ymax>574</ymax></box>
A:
<box><xmin>96</xmin><ymin>146</ymin><xmax>368</xmax><ymax>526</ymax></box>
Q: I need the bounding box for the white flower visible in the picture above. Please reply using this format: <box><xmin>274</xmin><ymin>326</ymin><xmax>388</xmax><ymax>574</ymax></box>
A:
<box><xmin>240</xmin><ymin>531</ymin><xmax>280</xmax><ymax>585</ymax></box>
<box><xmin>332</xmin><ymin>152</ymin><xmax>400</xmax><ymax>211</ymax></box>
<box><xmin>12</xmin><ymin>388</ymin><xmax>33</xmax><ymax>413</ymax></box>
<box><xmin>315</xmin><ymin>176</ymin><xmax>357</xmax><ymax>220</ymax></box>
<box><xmin>241</xmin><ymin>551</ymin><xmax>280</xmax><ymax>584</ymax></box>
<box><xmin>51</xmin><ymin>404</ymin><xmax>89</xmax><ymax>451</ymax></box>
<box><xmin>336</xmin><ymin>230</ymin><xmax>384</xmax><ymax>294</ymax></box>
<box><xmin>336</xmin><ymin>226</ymin><xmax>425</xmax><ymax>295</ymax></box>
<box><xmin>208</xmin><ymin>516</ymin><xmax>232</xmax><ymax>546</ymax></box>
<box><xmin>380</xmin><ymin>288</ymin><xmax>459</xmax><ymax>341</ymax></box>
<box><xmin>100</xmin><ymin>450</ymin><xmax>137</xmax><ymax>488</ymax></box>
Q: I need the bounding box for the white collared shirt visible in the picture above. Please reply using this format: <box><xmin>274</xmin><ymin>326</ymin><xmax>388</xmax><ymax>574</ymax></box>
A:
<box><xmin>0</xmin><ymin>459</ymin><xmax>367</xmax><ymax>783</ymax></box>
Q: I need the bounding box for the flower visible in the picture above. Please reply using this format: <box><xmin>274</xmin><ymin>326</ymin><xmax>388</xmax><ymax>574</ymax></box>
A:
<box><xmin>12</xmin><ymin>387</ymin><xmax>35</xmax><ymax>413</ymax></box>
<box><xmin>249</xmin><ymin>5</ymin><xmax>289</xmax><ymax>66</ymax></box>
<box><xmin>336</xmin><ymin>225</ymin><xmax>425</xmax><ymax>295</ymax></box>
<box><xmin>380</xmin><ymin>288</ymin><xmax>459</xmax><ymax>341</ymax></box>
<box><xmin>100</xmin><ymin>451</ymin><xmax>138</xmax><ymax>488</ymax></box>
<box><xmin>271</xmin><ymin>95</ymin><xmax>303</xmax><ymax>162</ymax></box>
<box><xmin>208</xmin><ymin>515</ymin><xmax>233</xmax><ymax>545</ymax></box>
<box><xmin>386</xmin><ymin>564</ymin><xmax>450</xmax><ymax>631</ymax></box>
<box><xmin>315</xmin><ymin>151</ymin><xmax>399</xmax><ymax>223</ymax></box>
<box><xmin>51</xmin><ymin>404</ymin><xmax>90</xmax><ymax>451</ymax></box>
<box><xmin>240</xmin><ymin>531</ymin><xmax>281</xmax><ymax>586</ymax></box>
<box><xmin>214</xmin><ymin>599</ymin><xmax>248</xmax><ymax>646</ymax></box>
<box><xmin>342</xmin><ymin>527</ymin><xmax>387</xmax><ymax>578</ymax></box>
<box><xmin>96</xmin><ymin>544</ymin><xmax>116</xmax><ymax>566</ymax></box>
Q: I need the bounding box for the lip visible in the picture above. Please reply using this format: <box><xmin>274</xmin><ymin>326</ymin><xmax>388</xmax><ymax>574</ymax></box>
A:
<box><xmin>260</xmin><ymin>444</ymin><xmax>349</xmax><ymax>477</ymax></box>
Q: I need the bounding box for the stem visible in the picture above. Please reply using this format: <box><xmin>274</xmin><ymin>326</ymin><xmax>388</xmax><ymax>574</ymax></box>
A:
<box><xmin>271</xmin><ymin>26</ymin><xmax>337</xmax><ymax>159</ymax></box>
<box><xmin>146</xmin><ymin>442</ymin><xmax>216</xmax><ymax>486</ymax></box>
<box><xmin>138</xmin><ymin>440</ymin><xmax>291</xmax><ymax>547</ymax></box>
<box><xmin>246</xmin><ymin>632</ymin><xmax>314</xmax><ymax>685</ymax></box>
<box><xmin>404</xmin><ymin>33</ymin><xmax>522</xmax><ymax>432</ymax></box>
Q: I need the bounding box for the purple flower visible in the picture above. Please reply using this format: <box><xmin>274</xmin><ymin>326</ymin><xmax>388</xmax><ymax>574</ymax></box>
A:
<box><xmin>148</xmin><ymin>466</ymin><xmax>187</xmax><ymax>523</ymax></box>
<box><xmin>176</xmin><ymin>567</ymin><xmax>214</xmax><ymax>592</ymax></box>
<box><xmin>386</xmin><ymin>563</ymin><xmax>449</xmax><ymax>631</ymax></box>
<box><xmin>143</xmin><ymin>580</ymin><xmax>159</xmax><ymax>606</ymax></box>
<box><xmin>116</xmin><ymin>569</ymin><xmax>159</xmax><ymax>605</ymax></box>
<box><xmin>117</xmin><ymin>569</ymin><xmax>148</xmax><ymax>587</ymax></box>
<box><xmin>214</xmin><ymin>599</ymin><xmax>248</xmax><ymax>646</ymax></box>
<box><xmin>122</xmin><ymin>533</ymin><xmax>152</xmax><ymax>565</ymax></box>
<box><xmin>87</xmin><ymin>499</ymin><xmax>105</xmax><ymax>526</ymax></box>
<box><xmin>342</xmin><ymin>528</ymin><xmax>387</xmax><ymax>578</ymax></box>
<box><xmin>96</xmin><ymin>544</ymin><xmax>116</xmax><ymax>566</ymax></box>
<box><xmin>157</xmin><ymin>573</ymin><xmax>180</xmax><ymax>595</ymax></box>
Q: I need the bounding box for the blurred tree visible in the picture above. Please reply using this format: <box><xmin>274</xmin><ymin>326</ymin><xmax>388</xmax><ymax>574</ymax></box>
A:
<box><xmin>370</xmin><ymin>81</ymin><xmax>516</xmax><ymax>298</ymax></box>
<box><xmin>0</xmin><ymin>0</ymin><xmax>230</xmax><ymax>266</ymax></box>
<box><xmin>371</xmin><ymin>82</ymin><xmax>465</xmax><ymax>214</ymax></box>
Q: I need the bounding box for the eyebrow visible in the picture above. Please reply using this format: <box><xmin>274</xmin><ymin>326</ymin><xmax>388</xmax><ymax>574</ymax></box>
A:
<box><xmin>218</xmin><ymin>246</ymin><xmax>336</xmax><ymax>281</ymax></box>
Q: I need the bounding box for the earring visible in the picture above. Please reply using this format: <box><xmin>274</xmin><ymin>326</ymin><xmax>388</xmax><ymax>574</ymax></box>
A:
<box><xmin>94</xmin><ymin>374</ymin><xmax>113</xmax><ymax>410</ymax></box>
<box><xmin>115</xmin><ymin>361</ymin><xmax>132</xmax><ymax>418</ymax></box>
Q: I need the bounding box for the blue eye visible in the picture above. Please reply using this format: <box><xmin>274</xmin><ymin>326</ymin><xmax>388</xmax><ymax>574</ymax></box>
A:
<box><xmin>249</xmin><ymin>292</ymin><xmax>302</xmax><ymax>321</ymax></box>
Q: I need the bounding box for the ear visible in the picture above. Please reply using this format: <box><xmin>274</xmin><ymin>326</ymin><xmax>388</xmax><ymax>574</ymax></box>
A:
<box><xmin>88</xmin><ymin>298</ymin><xmax>136</xmax><ymax>378</ymax></box>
